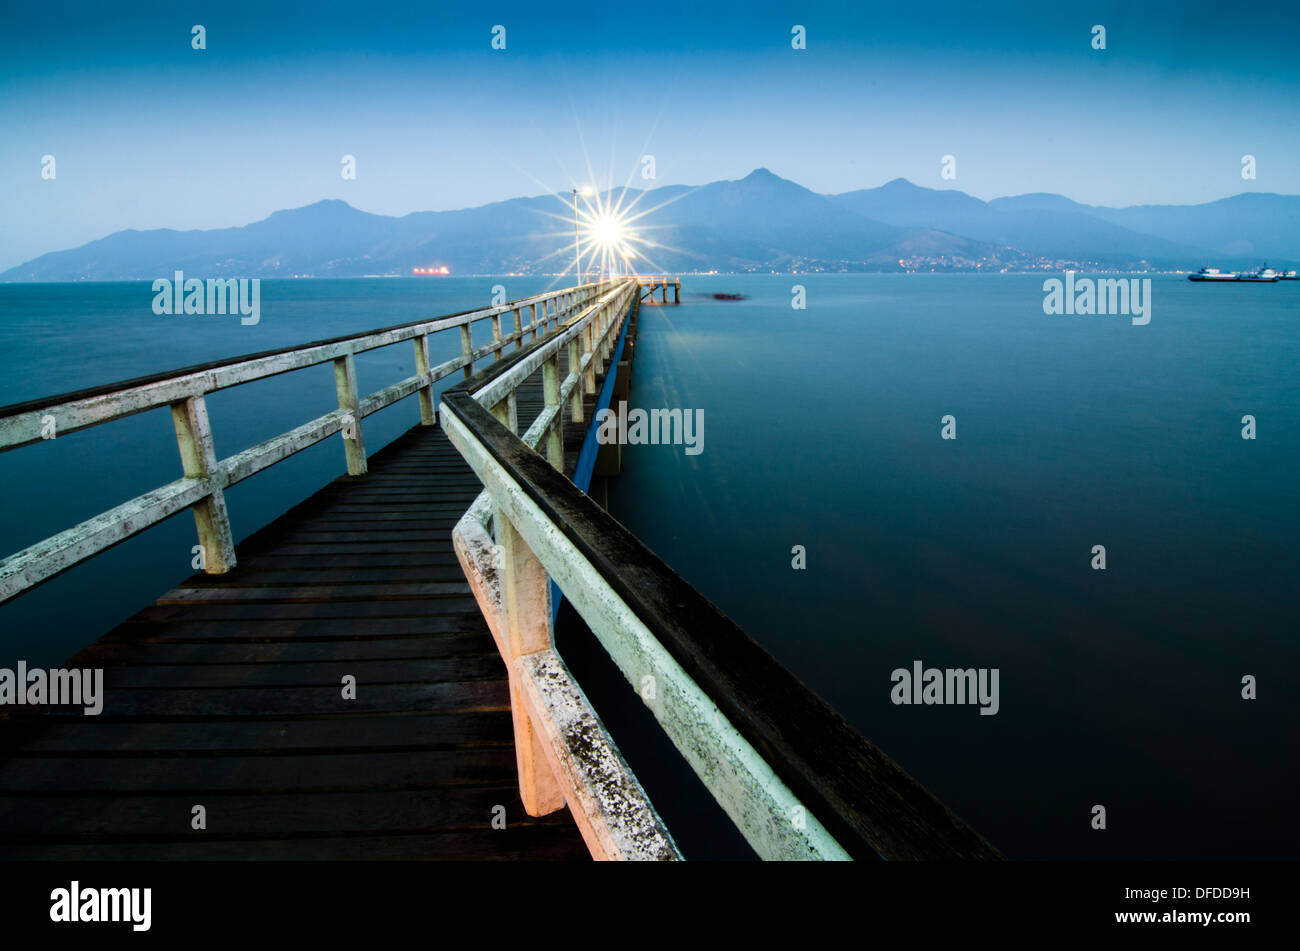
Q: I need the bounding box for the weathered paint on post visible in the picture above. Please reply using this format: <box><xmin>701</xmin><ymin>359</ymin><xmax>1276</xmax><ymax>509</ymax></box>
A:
<box><xmin>413</xmin><ymin>334</ymin><xmax>435</xmax><ymax>425</ymax></box>
<box><xmin>582</xmin><ymin>324</ymin><xmax>597</xmax><ymax>395</ymax></box>
<box><xmin>332</xmin><ymin>353</ymin><xmax>368</xmax><ymax>476</ymax></box>
<box><xmin>451</xmin><ymin>483</ymin><xmax>679</xmax><ymax>859</ymax></box>
<box><xmin>497</xmin><ymin>512</ymin><xmax>566</xmax><ymax>816</ymax></box>
<box><xmin>459</xmin><ymin>323</ymin><xmax>474</xmax><ymax>380</ymax></box>
<box><xmin>542</xmin><ymin>354</ymin><xmax>564</xmax><ymax>471</ymax></box>
<box><xmin>567</xmin><ymin>337</ymin><xmax>584</xmax><ymax>423</ymax></box>
<box><xmin>170</xmin><ymin>394</ymin><xmax>237</xmax><ymax>573</ymax></box>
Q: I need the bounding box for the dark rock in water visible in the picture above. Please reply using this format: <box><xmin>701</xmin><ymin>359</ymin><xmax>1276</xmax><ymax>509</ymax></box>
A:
<box><xmin>712</xmin><ymin>293</ymin><xmax>746</xmax><ymax>301</ymax></box>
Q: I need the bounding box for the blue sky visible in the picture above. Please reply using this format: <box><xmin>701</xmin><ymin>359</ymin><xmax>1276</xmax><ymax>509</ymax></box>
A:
<box><xmin>2</xmin><ymin>0</ymin><xmax>1298</xmax><ymax>270</ymax></box>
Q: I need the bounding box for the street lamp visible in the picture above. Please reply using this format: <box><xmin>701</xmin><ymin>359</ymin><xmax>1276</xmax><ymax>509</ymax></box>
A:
<box><xmin>573</xmin><ymin>186</ymin><xmax>593</xmax><ymax>284</ymax></box>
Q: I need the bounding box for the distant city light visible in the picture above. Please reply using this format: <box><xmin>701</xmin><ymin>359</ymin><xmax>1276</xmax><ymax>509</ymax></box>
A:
<box><xmin>412</xmin><ymin>265</ymin><xmax>450</xmax><ymax>275</ymax></box>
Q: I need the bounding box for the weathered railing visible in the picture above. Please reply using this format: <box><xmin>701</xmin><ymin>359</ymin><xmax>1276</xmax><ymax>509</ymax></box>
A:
<box><xmin>0</xmin><ymin>281</ymin><xmax>616</xmax><ymax>602</ymax></box>
<box><xmin>441</xmin><ymin>279</ymin><xmax>1003</xmax><ymax>861</ymax></box>
<box><xmin>635</xmin><ymin>274</ymin><xmax>679</xmax><ymax>304</ymax></box>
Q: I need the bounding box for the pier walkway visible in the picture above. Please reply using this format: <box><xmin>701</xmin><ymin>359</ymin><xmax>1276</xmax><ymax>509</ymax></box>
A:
<box><xmin>0</xmin><ymin>421</ymin><xmax>588</xmax><ymax>859</ymax></box>
<box><xmin>0</xmin><ymin>278</ymin><xmax>1000</xmax><ymax>861</ymax></box>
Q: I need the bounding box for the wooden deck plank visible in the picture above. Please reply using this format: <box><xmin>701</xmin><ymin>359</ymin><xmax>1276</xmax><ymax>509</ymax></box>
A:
<box><xmin>75</xmin><ymin>635</ymin><xmax>496</xmax><ymax>665</ymax></box>
<box><xmin>0</xmin><ymin>712</ymin><xmax>513</xmax><ymax>754</ymax></box>
<box><xmin>93</xmin><ymin>655</ymin><xmax>505</xmax><ymax>688</ymax></box>
<box><xmin>0</xmin><ymin>828</ymin><xmax>590</xmax><ymax>861</ymax></box>
<box><xmin>108</xmin><ymin>616</ymin><xmax>488</xmax><ymax>640</ymax></box>
<box><xmin>5</xmin><ymin>681</ymin><xmax>509</xmax><ymax>718</ymax></box>
<box><xmin>0</xmin><ymin>788</ymin><xmax>569</xmax><ymax>838</ymax></box>
<box><xmin>0</xmin><ymin>750</ymin><xmax>522</xmax><ymax>793</ymax></box>
<box><xmin>156</xmin><ymin>582</ymin><xmax>474</xmax><ymax>603</ymax></box>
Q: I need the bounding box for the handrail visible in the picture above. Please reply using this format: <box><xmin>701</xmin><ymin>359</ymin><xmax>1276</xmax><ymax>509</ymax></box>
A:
<box><xmin>440</xmin><ymin>280</ymin><xmax>1003</xmax><ymax>860</ymax></box>
<box><xmin>446</xmin><ymin>279</ymin><xmax>682</xmax><ymax>859</ymax></box>
<box><xmin>0</xmin><ymin>281</ymin><xmax>617</xmax><ymax>603</ymax></box>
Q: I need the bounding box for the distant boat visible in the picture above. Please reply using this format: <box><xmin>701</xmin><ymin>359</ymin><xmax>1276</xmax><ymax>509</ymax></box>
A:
<box><xmin>1188</xmin><ymin>267</ymin><xmax>1239</xmax><ymax>282</ymax></box>
<box><xmin>712</xmin><ymin>293</ymin><xmax>746</xmax><ymax>300</ymax></box>
<box><xmin>1188</xmin><ymin>266</ymin><xmax>1281</xmax><ymax>282</ymax></box>
<box><xmin>1236</xmin><ymin>266</ymin><xmax>1279</xmax><ymax>283</ymax></box>
<box><xmin>1280</xmin><ymin>269</ymin><xmax>1299</xmax><ymax>280</ymax></box>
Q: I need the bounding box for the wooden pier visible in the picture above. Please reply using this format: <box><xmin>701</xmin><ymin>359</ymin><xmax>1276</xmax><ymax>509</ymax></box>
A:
<box><xmin>0</xmin><ymin>284</ymin><xmax>615</xmax><ymax>860</ymax></box>
<box><xmin>636</xmin><ymin>275</ymin><xmax>679</xmax><ymax>304</ymax></box>
<box><xmin>0</xmin><ymin>278</ymin><xmax>1000</xmax><ymax>861</ymax></box>
<box><xmin>0</xmin><ymin>424</ymin><xmax>588</xmax><ymax>859</ymax></box>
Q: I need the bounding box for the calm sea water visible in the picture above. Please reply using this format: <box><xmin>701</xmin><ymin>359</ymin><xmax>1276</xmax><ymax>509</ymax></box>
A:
<box><xmin>606</xmin><ymin>274</ymin><xmax>1299</xmax><ymax>860</ymax></box>
<box><xmin>0</xmin><ymin>275</ymin><xmax>1295</xmax><ymax>860</ymax></box>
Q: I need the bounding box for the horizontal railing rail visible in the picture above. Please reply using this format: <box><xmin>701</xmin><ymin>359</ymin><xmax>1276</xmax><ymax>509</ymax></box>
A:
<box><xmin>0</xmin><ymin>281</ymin><xmax>617</xmax><ymax>603</ymax></box>
<box><xmin>441</xmin><ymin>280</ymin><xmax>1003</xmax><ymax>861</ymax></box>
<box><xmin>447</xmin><ymin>279</ymin><xmax>681</xmax><ymax>859</ymax></box>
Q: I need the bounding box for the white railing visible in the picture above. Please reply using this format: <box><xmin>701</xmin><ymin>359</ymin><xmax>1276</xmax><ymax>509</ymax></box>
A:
<box><xmin>443</xmin><ymin>279</ymin><xmax>681</xmax><ymax>859</ymax></box>
<box><xmin>441</xmin><ymin>278</ymin><xmax>1003</xmax><ymax>862</ymax></box>
<box><xmin>0</xmin><ymin>282</ymin><xmax>617</xmax><ymax>602</ymax></box>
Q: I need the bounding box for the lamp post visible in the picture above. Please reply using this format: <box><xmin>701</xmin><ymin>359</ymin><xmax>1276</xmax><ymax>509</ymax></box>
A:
<box><xmin>573</xmin><ymin>186</ymin><xmax>594</xmax><ymax>285</ymax></box>
<box><xmin>572</xmin><ymin>188</ymin><xmax>580</xmax><ymax>286</ymax></box>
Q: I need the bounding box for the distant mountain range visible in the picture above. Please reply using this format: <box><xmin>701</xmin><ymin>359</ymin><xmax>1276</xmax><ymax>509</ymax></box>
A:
<box><xmin>5</xmin><ymin>169</ymin><xmax>1298</xmax><ymax>280</ymax></box>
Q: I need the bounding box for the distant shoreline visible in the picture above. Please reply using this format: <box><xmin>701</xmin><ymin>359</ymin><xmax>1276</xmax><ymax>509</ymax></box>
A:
<box><xmin>0</xmin><ymin>269</ymin><xmax>1275</xmax><ymax>285</ymax></box>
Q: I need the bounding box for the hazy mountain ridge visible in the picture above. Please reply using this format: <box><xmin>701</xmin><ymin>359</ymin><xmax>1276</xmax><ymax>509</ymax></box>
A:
<box><xmin>4</xmin><ymin>170</ymin><xmax>1296</xmax><ymax>281</ymax></box>
<box><xmin>829</xmin><ymin>179</ymin><xmax>1297</xmax><ymax>265</ymax></box>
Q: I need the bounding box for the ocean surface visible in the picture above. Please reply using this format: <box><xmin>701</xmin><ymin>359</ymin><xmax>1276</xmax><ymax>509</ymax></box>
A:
<box><xmin>1</xmin><ymin>274</ymin><xmax>1297</xmax><ymax>860</ymax></box>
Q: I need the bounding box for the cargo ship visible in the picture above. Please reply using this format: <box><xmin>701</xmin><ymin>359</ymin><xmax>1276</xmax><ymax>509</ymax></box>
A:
<box><xmin>1187</xmin><ymin>267</ymin><xmax>1239</xmax><ymax>281</ymax></box>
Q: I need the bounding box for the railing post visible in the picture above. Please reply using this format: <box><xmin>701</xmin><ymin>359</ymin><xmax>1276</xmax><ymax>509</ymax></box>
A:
<box><xmin>582</xmin><ymin>322</ymin><xmax>597</xmax><ymax>395</ymax></box>
<box><xmin>413</xmin><ymin>334</ymin><xmax>435</xmax><ymax>426</ymax></box>
<box><xmin>567</xmin><ymin>336</ymin><xmax>584</xmax><ymax>423</ymax></box>
<box><xmin>491</xmin><ymin>313</ymin><xmax>503</xmax><ymax>361</ymax></box>
<box><xmin>492</xmin><ymin>393</ymin><xmax>518</xmax><ymax>434</ymax></box>
<box><xmin>542</xmin><ymin>354</ymin><xmax>564</xmax><ymax>470</ymax></box>
<box><xmin>170</xmin><ymin>394</ymin><xmax>237</xmax><ymax>574</ymax></box>
<box><xmin>531</xmin><ymin>302</ymin><xmax>540</xmax><ymax>340</ymax></box>
<box><xmin>460</xmin><ymin>322</ymin><xmax>473</xmax><ymax>380</ymax></box>
<box><xmin>496</xmin><ymin>511</ymin><xmax>565</xmax><ymax>816</ymax></box>
<box><xmin>599</xmin><ymin>306</ymin><xmax>610</xmax><ymax>368</ymax></box>
<box><xmin>333</xmin><ymin>352</ymin><xmax>368</xmax><ymax>476</ymax></box>
<box><xmin>514</xmin><ymin>308</ymin><xmax>524</xmax><ymax>350</ymax></box>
